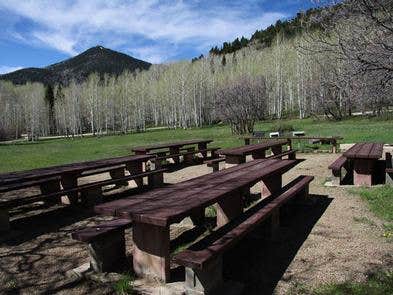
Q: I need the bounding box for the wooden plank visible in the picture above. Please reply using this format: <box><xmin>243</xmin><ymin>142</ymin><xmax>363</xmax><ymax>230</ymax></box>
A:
<box><xmin>173</xmin><ymin>175</ymin><xmax>314</xmax><ymax>269</ymax></box>
<box><xmin>328</xmin><ymin>156</ymin><xmax>347</xmax><ymax>170</ymax></box>
<box><xmin>72</xmin><ymin>218</ymin><xmax>132</xmax><ymax>242</ymax></box>
<box><xmin>115</xmin><ymin>160</ymin><xmax>298</xmax><ymax>226</ymax></box>
<box><xmin>344</xmin><ymin>143</ymin><xmax>384</xmax><ymax>159</ymax></box>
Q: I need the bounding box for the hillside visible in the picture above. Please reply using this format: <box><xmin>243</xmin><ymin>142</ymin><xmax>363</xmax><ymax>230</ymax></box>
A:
<box><xmin>0</xmin><ymin>46</ymin><xmax>151</xmax><ymax>85</ymax></box>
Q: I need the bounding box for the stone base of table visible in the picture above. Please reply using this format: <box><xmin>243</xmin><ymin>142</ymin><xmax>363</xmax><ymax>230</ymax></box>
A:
<box><xmin>215</xmin><ymin>193</ymin><xmax>243</xmax><ymax>227</ymax></box>
<box><xmin>40</xmin><ymin>179</ymin><xmax>62</xmax><ymax>204</ymax></box>
<box><xmin>0</xmin><ymin>209</ymin><xmax>10</xmax><ymax>231</ymax></box>
<box><xmin>260</xmin><ymin>174</ymin><xmax>282</xmax><ymax>198</ymax></box>
<box><xmin>133</xmin><ymin>222</ymin><xmax>170</xmax><ymax>282</ymax></box>
<box><xmin>353</xmin><ymin>159</ymin><xmax>375</xmax><ymax>186</ymax></box>
<box><xmin>88</xmin><ymin>229</ymin><xmax>127</xmax><ymax>273</ymax></box>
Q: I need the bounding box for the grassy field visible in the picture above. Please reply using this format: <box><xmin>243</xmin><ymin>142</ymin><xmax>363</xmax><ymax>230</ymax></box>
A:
<box><xmin>0</xmin><ymin>117</ymin><xmax>392</xmax><ymax>173</ymax></box>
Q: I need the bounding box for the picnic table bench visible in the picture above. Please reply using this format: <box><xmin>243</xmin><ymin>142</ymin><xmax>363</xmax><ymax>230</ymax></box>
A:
<box><xmin>93</xmin><ymin>158</ymin><xmax>303</xmax><ymax>282</ymax></box>
<box><xmin>217</xmin><ymin>139</ymin><xmax>292</xmax><ymax>164</ymax></box>
<box><xmin>132</xmin><ymin>139</ymin><xmax>214</xmax><ymax>164</ymax></box>
<box><xmin>242</xmin><ymin>136</ymin><xmax>343</xmax><ymax>153</ymax></box>
<box><xmin>0</xmin><ymin>154</ymin><xmax>163</xmax><ymax>231</ymax></box>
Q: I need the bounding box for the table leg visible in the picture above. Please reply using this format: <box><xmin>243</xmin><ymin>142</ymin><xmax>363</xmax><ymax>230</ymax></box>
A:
<box><xmin>252</xmin><ymin>150</ymin><xmax>266</xmax><ymax>159</ymax></box>
<box><xmin>271</xmin><ymin>145</ymin><xmax>282</xmax><ymax>156</ymax></box>
<box><xmin>261</xmin><ymin>173</ymin><xmax>282</xmax><ymax>198</ymax></box>
<box><xmin>61</xmin><ymin>173</ymin><xmax>79</xmax><ymax>205</ymax></box>
<box><xmin>198</xmin><ymin>143</ymin><xmax>208</xmax><ymax>158</ymax></box>
<box><xmin>353</xmin><ymin>159</ymin><xmax>375</xmax><ymax>187</ymax></box>
<box><xmin>126</xmin><ymin>161</ymin><xmax>144</xmax><ymax>187</ymax></box>
<box><xmin>169</xmin><ymin>147</ymin><xmax>180</xmax><ymax>164</ymax></box>
<box><xmin>215</xmin><ymin>192</ymin><xmax>243</xmax><ymax>227</ymax></box>
<box><xmin>244</xmin><ymin>138</ymin><xmax>250</xmax><ymax>145</ymax></box>
<box><xmin>109</xmin><ymin>167</ymin><xmax>128</xmax><ymax>187</ymax></box>
<box><xmin>132</xmin><ymin>222</ymin><xmax>170</xmax><ymax>282</ymax></box>
<box><xmin>225</xmin><ymin>155</ymin><xmax>246</xmax><ymax>168</ymax></box>
<box><xmin>184</xmin><ymin>147</ymin><xmax>195</xmax><ymax>164</ymax></box>
<box><xmin>39</xmin><ymin>178</ymin><xmax>61</xmax><ymax>204</ymax></box>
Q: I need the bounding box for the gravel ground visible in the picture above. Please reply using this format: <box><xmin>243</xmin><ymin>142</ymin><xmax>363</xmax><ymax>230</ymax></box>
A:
<box><xmin>0</xmin><ymin>153</ymin><xmax>392</xmax><ymax>294</ymax></box>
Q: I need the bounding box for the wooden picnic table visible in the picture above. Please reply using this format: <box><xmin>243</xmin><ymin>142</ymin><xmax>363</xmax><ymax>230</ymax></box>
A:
<box><xmin>217</xmin><ymin>139</ymin><xmax>290</xmax><ymax>164</ymax></box>
<box><xmin>242</xmin><ymin>136</ymin><xmax>342</xmax><ymax>153</ymax></box>
<box><xmin>343</xmin><ymin>142</ymin><xmax>384</xmax><ymax>186</ymax></box>
<box><xmin>94</xmin><ymin>158</ymin><xmax>298</xmax><ymax>282</ymax></box>
<box><xmin>0</xmin><ymin>154</ymin><xmax>153</xmax><ymax>204</ymax></box>
<box><xmin>132</xmin><ymin>139</ymin><xmax>213</xmax><ymax>164</ymax></box>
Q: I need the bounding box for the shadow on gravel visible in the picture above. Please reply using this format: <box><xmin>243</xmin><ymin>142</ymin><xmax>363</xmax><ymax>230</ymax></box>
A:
<box><xmin>222</xmin><ymin>193</ymin><xmax>332</xmax><ymax>295</ymax></box>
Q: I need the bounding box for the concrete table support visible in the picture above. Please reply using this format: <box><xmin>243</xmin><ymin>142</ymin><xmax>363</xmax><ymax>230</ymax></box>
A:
<box><xmin>215</xmin><ymin>193</ymin><xmax>243</xmax><ymax>227</ymax></box>
<box><xmin>353</xmin><ymin>159</ymin><xmax>375</xmax><ymax>187</ymax></box>
<box><xmin>132</xmin><ymin>222</ymin><xmax>170</xmax><ymax>282</ymax></box>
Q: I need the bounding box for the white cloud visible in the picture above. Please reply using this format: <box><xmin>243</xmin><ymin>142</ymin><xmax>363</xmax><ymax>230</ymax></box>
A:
<box><xmin>0</xmin><ymin>0</ymin><xmax>287</xmax><ymax>61</ymax></box>
<box><xmin>0</xmin><ymin>65</ymin><xmax>23</xmax><ymax>74</ymax></box>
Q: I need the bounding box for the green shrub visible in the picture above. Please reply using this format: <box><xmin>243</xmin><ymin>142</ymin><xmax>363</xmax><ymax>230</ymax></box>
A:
<box><xmin>271</xmin><ymin>122</ymin><xmax>295</xmax><ymax>133</ymax></box>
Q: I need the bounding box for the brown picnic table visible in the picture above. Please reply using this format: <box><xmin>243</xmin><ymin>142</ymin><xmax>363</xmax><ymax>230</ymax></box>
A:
<box><xmin>217</xmin><ymin>139</ymin><xmax>290</xmax><ymax>164</ymax></box>
<box><xmin>132</xmin><ymin>139</ymin><xmax>213</xmax><ymax>163</ymax></box>
<box><xmin>94</xmin><ymin>157</ymin><xmax>299</xmax><ymax>282</ymax></box>
<box><xmin>343</xmin><ymin>142</ymin><xmax>384</xmax><ymax>186</ymax></box>
<box><xmin>0</xmin><ymin>154</ymin><xmax>153</xmax><ymax>204</ymax></box>
<box><xmin>242</xmin><ymin>136</ymin><xmax>342</xmax><ymax>153</ymax></box>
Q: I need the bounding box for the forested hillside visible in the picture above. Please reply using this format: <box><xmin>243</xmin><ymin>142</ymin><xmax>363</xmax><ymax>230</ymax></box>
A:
<box><xmin>0</xmin><ymin>0</ymin><xmax>391</xmax><ymax>140</ymax></box>
<box><xmin>0</xmin><ymin>46</ymin><xmax>151</xmax><ymax>85</ymax></box>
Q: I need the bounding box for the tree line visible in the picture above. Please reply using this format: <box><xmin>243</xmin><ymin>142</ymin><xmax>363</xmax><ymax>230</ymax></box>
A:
<box><xmin>0</xmin><ymin>0</ymin><xmax>391</xmax><ymax>140</ymax></box>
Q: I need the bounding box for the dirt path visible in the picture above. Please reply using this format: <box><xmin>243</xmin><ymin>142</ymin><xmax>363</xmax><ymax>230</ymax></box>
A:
<box><xmin>0</xmin><ymin>154</ymin><xmax>392</xmax><ymax>294</ymax></box>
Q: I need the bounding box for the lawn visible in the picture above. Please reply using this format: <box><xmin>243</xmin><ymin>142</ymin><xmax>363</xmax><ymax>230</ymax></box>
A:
<box><xmin>0</xmin><ymin>117</ymin><xmax>392</xmax><ymax>173</ymax></box>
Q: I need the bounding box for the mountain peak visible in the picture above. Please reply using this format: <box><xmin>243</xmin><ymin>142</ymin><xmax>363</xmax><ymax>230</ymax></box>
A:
<box><xmin>0</xmin><ymin>47</ymin><xmax>151</xmax><ymax>85</ymax></box>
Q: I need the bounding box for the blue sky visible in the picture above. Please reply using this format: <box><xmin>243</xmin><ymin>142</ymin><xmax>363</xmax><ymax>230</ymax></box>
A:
<box><xmin>0</xmin><ymin>0</ymin><xmax>318</xmax><ymax>74</ymax></box>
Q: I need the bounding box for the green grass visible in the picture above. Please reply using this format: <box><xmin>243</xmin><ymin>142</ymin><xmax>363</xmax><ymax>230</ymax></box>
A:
<box><xmin>289</xmin><ymin>271</ymin><xmax>393</xmax><ymax>295</ymax></box>
<box><xmin>113</xmin><ymin>273</ymin><xmax>134</xmax><ymax>295</ymax></box>
<box><xmin>313</xmin><ymin>271</ymin><xmax>393</xmax><ymax>295</ymax></box>
<box><xmin>0</xmin><ymin>117</ymin><xmax>392</xmax><ymax>173</ymax></box>
<box><xmin>349</xmin><ymin>185</ymin><xmax>393</xmax><ymax>241</ymax></box>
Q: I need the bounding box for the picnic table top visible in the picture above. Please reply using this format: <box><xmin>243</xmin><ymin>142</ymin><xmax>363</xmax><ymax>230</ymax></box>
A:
<box><xmin>94</xmin><ymin>158</ymin><xmax>298</xmax><ymax>226</ymax></box>
<box><xmin>0</xmin><ymin>154</ymin><xmax>153</xmax><ymax>186</ymax></box>
<box><xmin>343</xmin><ymin>142</ymin><xmax>384</xmax><ymax>160</ymax></box>
<box><xmin>242</xmin><ymin>135</ymin><xmax>343</xmax><ymax>140</ymax></box>
<box><xmin>132</xmin><ymin>139</ymin><xmax>213</xmax><ymax>152</ymax></box>
<box><xmin>218</xmin><ymin>139</ymin><xmax>289</xmax><ymax>156</ymax></box>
